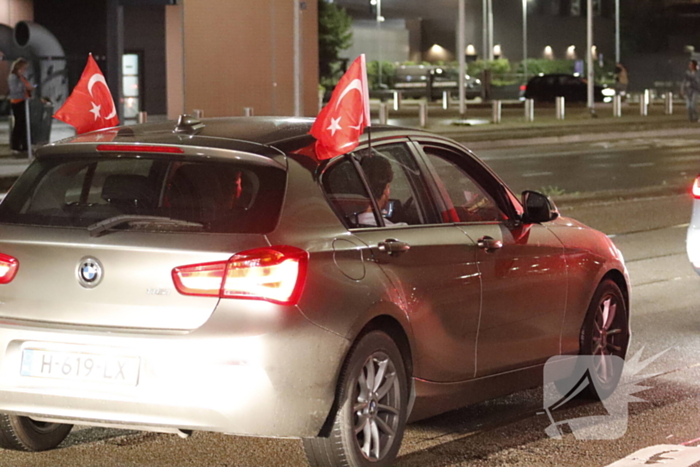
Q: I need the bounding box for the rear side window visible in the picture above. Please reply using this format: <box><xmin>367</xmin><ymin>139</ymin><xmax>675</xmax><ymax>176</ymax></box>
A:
<box><xmin>322</xmin><ymin>157</ymin><xmax>374</xmax><ymax>228</ymax></box>
<box><xmin>0</xmin><ymin>156</ymin><xmax>286</xmax><ymax>234</ymax></box>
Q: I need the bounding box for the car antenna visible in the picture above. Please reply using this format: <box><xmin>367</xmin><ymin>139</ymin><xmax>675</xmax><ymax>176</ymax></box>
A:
<box><xmin>173</xmin><ymin>114</ymin><xmax>205</xmax><ymax>135</ymax></box>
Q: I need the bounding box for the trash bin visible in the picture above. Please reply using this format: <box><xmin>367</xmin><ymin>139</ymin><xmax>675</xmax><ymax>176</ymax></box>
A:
<box><xmin>29</xmin><ymin>98</ymin><xmax>53</xmax><ymax>146</ymax></box>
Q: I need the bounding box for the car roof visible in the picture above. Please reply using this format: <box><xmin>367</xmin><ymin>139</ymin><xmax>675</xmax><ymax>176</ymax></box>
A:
<box><xmin>43</xmin><ymin>117</ymin><xmax>433</xmax><ymax>161</ymax></box>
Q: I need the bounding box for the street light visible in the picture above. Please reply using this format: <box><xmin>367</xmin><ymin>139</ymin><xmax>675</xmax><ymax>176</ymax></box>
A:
<box><xmin>371</xmin><ymin>0</ymin><xmax>385</xmax><ymax>89</ymax></box>
<box><xmin>458</xmin><ymin>0</ymin><xmax>466</xmax><ymax>116</ymax></box>
<box><xmin>615</xmin><ymin>0</ymin><xmax>620</xmax><ymax>63</ymax></box>
<box><xmin>587</xmin><ymin>0</ymin><xmax>594</xmax><ymax>112</ymax></box>
<box><xmin>481</xmin><ymin>0</ymin><xmax>494</xmax><ymax>60</ymax></box>
<box><xmin>522</xmin><ymin>0</ymin><xmax>528</xmax><ymax>81</ymax></box>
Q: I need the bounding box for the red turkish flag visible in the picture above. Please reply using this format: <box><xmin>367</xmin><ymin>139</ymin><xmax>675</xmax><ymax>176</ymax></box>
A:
<box><xmin>54</xmin><ymin>54</ymin><xmax>120</xmax><ymax>134</ymax></box>
<box><xmin>310</xmin><ymin>54</ymin><xmax>371</xmax><ymax>160</ymax></box>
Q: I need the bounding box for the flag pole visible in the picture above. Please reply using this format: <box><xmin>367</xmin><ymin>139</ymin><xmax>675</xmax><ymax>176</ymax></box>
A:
<box><xmin>363</xmin><ymin>54</ymin><xmax>373</xmax><ymax>157</ymax></box>
<box><xmin>367</xmin><ymin>124</ymin><xmax>373</xmax><ymax>157</ymax></box>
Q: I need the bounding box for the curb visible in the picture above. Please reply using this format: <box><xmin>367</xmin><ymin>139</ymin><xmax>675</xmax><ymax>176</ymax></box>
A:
<box><xmin>553</xmin><ymin>184</ymin><xmax>690</xmax><ymax>208</ymax></box>
<box><xmin>458</xmin><ymin>127</ymin><xmax>700</xmax><ymax>150</ymax></box>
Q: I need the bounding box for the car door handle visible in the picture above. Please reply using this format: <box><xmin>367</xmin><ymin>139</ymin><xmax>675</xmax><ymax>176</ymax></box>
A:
<box><xmin>477</xmin><ymin>236</ymin><xmax>503</xmax><ymax>251</ymax></box>
<box><xmin>378</xmin><ymin>239</ymin><xmax>411</xmax><ymax>255</ymax></box>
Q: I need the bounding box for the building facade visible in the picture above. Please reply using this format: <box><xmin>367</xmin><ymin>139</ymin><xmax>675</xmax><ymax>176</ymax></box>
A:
<box><xmin>8</xmin><ymin>0</ymin><xmax>319</xmax><ymax>120</ymax></box>
<box><xmin>336</xmin><ymin>0</ymin><xmax>616</xmax><ymax>65</ymax></box>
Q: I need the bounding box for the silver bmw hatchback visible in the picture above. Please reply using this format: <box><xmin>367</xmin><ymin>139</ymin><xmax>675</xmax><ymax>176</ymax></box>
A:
<box><xmin>0</xmin><ymin>116</ymin><xmax>630</xmax><ymax>466</ymax></box>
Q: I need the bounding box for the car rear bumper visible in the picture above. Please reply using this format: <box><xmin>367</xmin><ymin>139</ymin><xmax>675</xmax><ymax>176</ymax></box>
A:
<box><xmin>0</xmin><ymin>305</ymin><xmax>349</xmax><ymax>438</ymax></box>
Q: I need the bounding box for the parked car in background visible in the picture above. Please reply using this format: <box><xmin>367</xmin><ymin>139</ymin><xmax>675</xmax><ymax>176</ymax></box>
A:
<box><xmin>0</xmin><ymin>117</ymin><xmax>630</xmax><ymax>467</ymax></box>
<box><xmin>394</xmin><ymin>64</ymin><xmax>482</xmax><ymax>100</ymax></box>
<box><xmin>522</xmin><ymin>73</ymin><xmax>613</xmax><ymax>103</ymax></box>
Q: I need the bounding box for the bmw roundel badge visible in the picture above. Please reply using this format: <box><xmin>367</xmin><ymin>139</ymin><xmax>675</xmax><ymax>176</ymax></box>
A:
<box><xmin>77</xmin><ymin>257</ymin><xmax>103</xmax><ymax>288</ymax></box>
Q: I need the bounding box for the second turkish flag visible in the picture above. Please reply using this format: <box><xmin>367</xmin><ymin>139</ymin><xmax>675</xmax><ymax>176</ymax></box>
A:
<box><xmin>54</xmin><ymin>54</ymin><xmax>120</xmax><ymax>134</ymax></box>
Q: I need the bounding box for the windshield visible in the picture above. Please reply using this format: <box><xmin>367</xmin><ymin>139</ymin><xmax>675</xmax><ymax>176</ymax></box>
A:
<box><xmin>0</xmin><ymin>156</ymin><xmax>286</xmax><ymax>234</ymax></box>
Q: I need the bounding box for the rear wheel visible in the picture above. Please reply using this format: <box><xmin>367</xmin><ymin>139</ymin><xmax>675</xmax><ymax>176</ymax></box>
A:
<box><xmin>303</xmin><ymin>330</ymin><xmax>408</xmax><ymax>467</ymax></box>
<box><xmin>0</xmin><ymin>414</ymin><xmax>72</xmax><ymax>451</ymax></box>
<box><xmin>579</xmin><ymin>279</ymin><xmax>630</xmax><ymax>398</ymax></box>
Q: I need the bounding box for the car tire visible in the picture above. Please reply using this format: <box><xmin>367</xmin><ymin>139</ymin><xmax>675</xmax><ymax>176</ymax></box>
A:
<box><xmin>578</xmin><ymin>279</ymin><xmax>630</xmax><ymax>399</ymax></box>
<box><xmin>0</xmin><ymin>414</ymin><xmax>72</xmax><ymax>451</ymax></box>
<box><xmin>303</xmin><ymin>330</ymin><xmax>408</xmax><ymax>467</ymax></box>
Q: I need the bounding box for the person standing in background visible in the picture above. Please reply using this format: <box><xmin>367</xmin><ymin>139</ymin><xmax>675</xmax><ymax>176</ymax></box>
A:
<box><xmin>8</xmin><ymin>58</ymin><xmax>33</xmax><ymax>153</ymax></box>
<box><xmin>614</xmin><ymin>63</ymin><xmax>629</xmax><ymax>98</ymax></box>
<box><xmin>681</xmin><ymin>59</ymin><xmax>700</xmax><ymax>122</ymax></box>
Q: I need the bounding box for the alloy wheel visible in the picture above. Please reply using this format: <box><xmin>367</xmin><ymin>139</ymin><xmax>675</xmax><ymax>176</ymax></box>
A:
<box><xmin>352</xmin><ymin>351</ymin><xmax>401</xmax><ymax>462</ymax></box>
<box><xmin>591</xmin><ymin>294</ymin><xmax>624</xmax><ymax>385</ymax></box>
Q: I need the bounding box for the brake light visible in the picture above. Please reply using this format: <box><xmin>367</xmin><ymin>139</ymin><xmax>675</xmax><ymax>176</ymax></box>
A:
<box><xmin>693</xmin><ymin>176</ymin><xmax>700</xmax><ymax>199</ymax></box>
<box><xmin>96</xmin><ymin>144</ymin><xmax>184</xmax><ymax>154</ymax></box>
<box><xmin>520</xmin><ymin>84</ymin><xmax>527</xmax><ymax>92</ymax></box>
<box><xmin>0</xmin><ymin>253</ymin><xmax>19</xmax><ymax>284</ymax></box>
<box><xmin>172</xmin><ymin>246</ymin><xmax>308</xmax><ymax>305</ymax></box>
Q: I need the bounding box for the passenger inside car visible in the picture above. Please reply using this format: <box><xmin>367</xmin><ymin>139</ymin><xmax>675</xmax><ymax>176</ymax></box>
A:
<box><xmin>357</xmin><ymin>156</ymin><xmax>405</xmax><ymax>227</ymax></box>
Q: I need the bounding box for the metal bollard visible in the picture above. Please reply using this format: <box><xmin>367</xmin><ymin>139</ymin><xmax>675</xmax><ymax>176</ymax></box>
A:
<box><xmin>524</xmin><ymin>99</ymin><xmax>535</xmax><ymax>122</ymax></box>
<box><xmin>378</xmin><ymin>103</ymin><xmax>388</xmax><ymax>125</ymax></box>
<box><xmin>137</xmin><ymin>111</ymin><xmax>148</xmax><ymax>124</ymax></box>
<box><xmin>613</xmin><ymin>95</ymin><xmax>622</xmax><ymax>118</ymax></box>
<box><xmin>442</xmin><ymin>91</ymin><xmax>451</xmax><ymax>110</ymax></box>
<box><xmin>193</xmin><ymin>109</ymin><xmax>204</xmax><ymax>119</ymax></box>
<box><xmin>555</xmin><ymin>96</ymin><xmax>565</xmax><ymax>120</ymax></box>
<box><xmin>419</xmin><ymin>100</ymin><xmax>428</xmax><ymax>128</ymax></box>
<box><xmin>639</xmin><ymin>89</ymin><xmax>650</xmax><ymax>116</ymax></box>
<box><xmin>492</xmin><ymin>100</ymin><xmax>502</xmax><ymax>124</ymax></box>
<box><xmin>393</xmin><ymin>91</ymin><xmax>402</xmax><ymax>111</ymax></box>
<box><xmin>244</xmin><ymin>107</ymin><xmax>254</xmax><ymax>117</ymax></box>
<box><xmin>664</xmin><ymin>92</ymin><xmax>673</xmax><ymax>115</ymax></box>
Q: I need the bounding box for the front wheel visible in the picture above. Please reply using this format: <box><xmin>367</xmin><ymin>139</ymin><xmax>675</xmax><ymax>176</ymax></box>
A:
<box><xmin>304</xmin><ymin>330</ymin><xmax>408</xmax><ymax>467</ymax></box>
<box><xmin>0</xmin><ymin>414</ymin><xmax>72</xmax><ymax>451</ymax></box>
<box><xmin>579</xmin><ymin>279</ymin><xmax>630</xmax><ymax>398</ymax></box>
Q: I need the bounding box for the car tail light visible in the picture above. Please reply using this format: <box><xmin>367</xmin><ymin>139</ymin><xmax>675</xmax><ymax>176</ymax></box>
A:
<box><xmin>0</xmin><ymin>253</ymin><xmax>19</xmax><ymax>284</ymax></box>
<box><xmin>520</xmin><ymin>84</ymin><xmax>527</xmax><ymax>92</ymax></box>
<box><xmin>693</xmin><ymin>176</ymin><xmax>700</xmax><ymax>199</ymax></box>
<box><xmin>172</xmin><ymin>246</ymin><xmax>308</xmax><ymax>305</ymax></box>
<box><xmin>97</xmin><ymin>144</ymin><xmax>184</xmax><ymax>154</ymax></box>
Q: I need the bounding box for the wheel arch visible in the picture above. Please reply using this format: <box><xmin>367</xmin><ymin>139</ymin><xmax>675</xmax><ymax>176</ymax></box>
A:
<box><xmin>315</xmin><ymin>314</ymin><xmax>414</xmax><ymax>438</ymax></box>
<box><xmin>600</xmin><ymin>268</ymin><xmax>630</xmax><ymax>312</ymax></box>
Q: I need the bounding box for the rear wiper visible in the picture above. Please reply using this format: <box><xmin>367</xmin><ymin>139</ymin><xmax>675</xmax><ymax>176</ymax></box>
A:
<box><xmin>87</xmin><ymin>215</ymin><xmax>204</xmax><ymax>237</ymax></box>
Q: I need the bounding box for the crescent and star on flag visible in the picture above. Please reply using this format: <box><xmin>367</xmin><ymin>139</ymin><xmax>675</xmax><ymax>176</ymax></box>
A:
<box><xmin>310</xmin><ymin>54</ymin><xmax>371</xmax><ymax>160</ymax></box>
<box><xmin>87</xmin><ymin>74</ymin><xmax>117</xmax><ymax>122</ymax></box>
<box><xmin>54</xmin><ymin>54</ymin><xmax>120</xmax><ymax>135</ymax></box>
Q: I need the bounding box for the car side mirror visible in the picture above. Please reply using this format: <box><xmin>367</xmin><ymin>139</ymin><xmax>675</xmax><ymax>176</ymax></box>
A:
<box><xmin>522</xmin><ymin>190</ymin><xmax>559</xmax><ymax>224</ymax></box>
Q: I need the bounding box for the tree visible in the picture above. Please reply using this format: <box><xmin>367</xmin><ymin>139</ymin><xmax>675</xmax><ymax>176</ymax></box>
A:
<box><xmin>318</xmin><ymin>0</ymin><xmax>353</xmax><ymax>87</ymax></box>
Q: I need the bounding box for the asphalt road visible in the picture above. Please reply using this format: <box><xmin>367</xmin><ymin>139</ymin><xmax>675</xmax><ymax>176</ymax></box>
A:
<box><xmin>476</xmin><ymin>135</ymin><xmax>700</xmax><ymax>196</ymax></box>
<box><xmin>2</xmin><ymin>136</ymin><xmax>700</xmax><ymax>466</ymax></box>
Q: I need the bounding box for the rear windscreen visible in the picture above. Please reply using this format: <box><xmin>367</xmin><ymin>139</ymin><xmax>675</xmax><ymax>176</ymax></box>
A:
<box><xmin>0</xmin><ymin>156</ymin><xmax>286</xmax><ymax>234</ymax></box>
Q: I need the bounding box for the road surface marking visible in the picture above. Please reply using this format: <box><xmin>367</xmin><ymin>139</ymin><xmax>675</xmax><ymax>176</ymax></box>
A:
<box><xmin>629</xmin><ymin>162</ymin><xmax>655</xmax><ymax>168</ymax></box>
<box><xmin>605</xmin><ymin>444</ymin><xmax>700</xmax><ymax>466</ymax></box>
<box><xmin>522</xmin><ymin>171</ymin><xmax>553</xmax><ymax>178</ymax></box>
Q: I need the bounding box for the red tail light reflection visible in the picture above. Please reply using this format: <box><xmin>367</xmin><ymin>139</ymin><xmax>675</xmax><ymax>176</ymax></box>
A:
<box><xmin>693</xmin><ymin>176</ymin><xmax>700</xmax><ymax>199</ymax></box>
<box><xmin>0</xmin><ymin>253</ymin><xmax>19</xmax><ymax>284</ymax></box>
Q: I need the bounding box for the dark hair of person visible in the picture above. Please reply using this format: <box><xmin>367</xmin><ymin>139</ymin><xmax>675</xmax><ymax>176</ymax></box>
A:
<box><xmin>692</xmin><ymin>59</ymin><xmax>699</xmax><ymax>69</ymax></box>
<box><xmin>10</xmin><ymin>58</ymin><xmax>28</xmax><ymax>76</ymax></box>
<box><xmin>361</xmin><ymin>156</ymin><xmax>393</xmax><ymax>199</ymax></box>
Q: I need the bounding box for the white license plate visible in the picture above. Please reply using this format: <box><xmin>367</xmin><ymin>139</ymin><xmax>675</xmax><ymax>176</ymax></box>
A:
<box><xmin>20</xmin><ymin>349</ymin><xmax>140</xmax><ymax>386</ymax></box>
